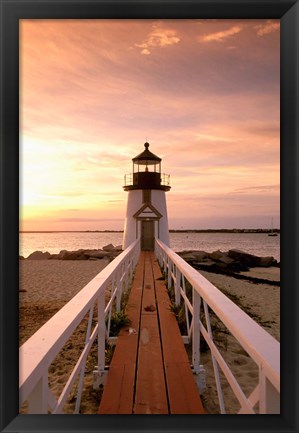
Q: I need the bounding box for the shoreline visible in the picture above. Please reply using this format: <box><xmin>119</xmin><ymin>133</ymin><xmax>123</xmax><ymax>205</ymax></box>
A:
<box><xmin>20</xmin><ymin>228</ymin><xmax>280</xmax><ymax>235</ymax></box>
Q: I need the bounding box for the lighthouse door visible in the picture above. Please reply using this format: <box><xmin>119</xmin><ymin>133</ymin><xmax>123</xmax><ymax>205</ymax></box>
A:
<box><xmin>141</xmin><ymin>220</ymin><xmax>155</xmax><ymax>251</ymax></box>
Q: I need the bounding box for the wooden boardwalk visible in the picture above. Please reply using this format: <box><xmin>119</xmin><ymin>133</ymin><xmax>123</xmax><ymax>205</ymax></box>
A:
<box><xmin>99</xmin><ymin>252</ymin><xmax>205</xmax><ymax>414</ymax></box>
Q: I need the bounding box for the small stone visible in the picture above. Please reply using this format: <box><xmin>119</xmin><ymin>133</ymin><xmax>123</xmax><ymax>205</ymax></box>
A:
<box><xmin>144</xmin><ymin>305</ymin><xmax>156</xmax><ymax>312</ymax></box>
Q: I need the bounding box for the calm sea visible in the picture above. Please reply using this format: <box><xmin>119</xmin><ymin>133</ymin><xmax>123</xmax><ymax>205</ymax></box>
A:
<box><xmin>20</xmin><ymin>232</ymin><xmax>280</xmax><ymax>262</ymax></box>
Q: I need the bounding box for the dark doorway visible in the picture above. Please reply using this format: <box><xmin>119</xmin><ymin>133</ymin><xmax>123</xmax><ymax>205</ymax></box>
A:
<box><xmin>141</xmin><ymin>220</ymin><xmax>155</xmax><ymax>251</ymax></box>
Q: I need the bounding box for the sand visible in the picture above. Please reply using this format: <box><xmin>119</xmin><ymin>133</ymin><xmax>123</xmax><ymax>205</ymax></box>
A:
<box><xmin>19</xmin><ymin>259</ymin><xmax>110</xmax><ymax>414</ymax></box>
<box><xmin>19</xmin><ymin>260</ymin><xmax>110</xmax><ymax>345</ymax></box>
<box><xmin>19</xmin><ymin>260</ymin><xmax>280</xmax><ymax>415</ymax></box>
<box><xmin>198</xmin><ymin>269</ymin><xmax>280</xmax><ymax>414</ymax></box>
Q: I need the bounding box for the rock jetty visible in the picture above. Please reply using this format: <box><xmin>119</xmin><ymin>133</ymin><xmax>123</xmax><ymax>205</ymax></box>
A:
<box><xmin>22</xmin><ymin>246</ymin><xmax>278</xmax><ymax>271</ymax></box>
<box><xmin>24</xmin><ymin>244</ymin><xmax>123</xmax><ymax>261</ymax></box>
<box><xmin>178</xmin><ymin>248</ymin><xmax>278</xmax><ymax>274</ymax></box>
<box><xmin>176</xmin><ymin>248</ymin><xmax>279</xmax><ymax>286</ymax></box>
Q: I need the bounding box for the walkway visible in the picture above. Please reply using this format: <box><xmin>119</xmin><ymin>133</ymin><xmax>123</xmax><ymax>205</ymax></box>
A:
<box><xmin>99</xmin><ymin>251</ymin><xmax>205</xmax><ymax>414</ymax></box>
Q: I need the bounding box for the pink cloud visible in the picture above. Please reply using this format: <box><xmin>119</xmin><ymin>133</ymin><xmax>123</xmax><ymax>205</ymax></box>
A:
<box><xmin>200</xmin><ymin>25</ymin><xmax>243</xmax><ymax>42</ymax></box>
<box><xmin>20</xmin><ymin>19</ymin><xmax>280</xmax><ymax>230</ymax></box>
<box><xmin>255</xmin><ymin>20</ymin><xmax>280</xmax><ymax>36</ymax></box>
<box><xmin>135</xmin><ymin>24</ymin><xmax>180</xmax><ymax>55</ymax></box>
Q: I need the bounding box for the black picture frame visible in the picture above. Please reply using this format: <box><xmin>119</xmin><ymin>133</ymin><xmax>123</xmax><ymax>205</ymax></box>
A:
<box><xmin>0</xmin><ymin>1</ymin><xmax>298</xmax><ymax>432</ymax></box>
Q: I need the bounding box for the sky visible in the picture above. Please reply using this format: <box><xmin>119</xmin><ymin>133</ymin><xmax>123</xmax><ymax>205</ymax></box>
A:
<box><xmin>20</xmin><ymin>19</ymin><xmax>280</xmax><ymax>231</ymax></box>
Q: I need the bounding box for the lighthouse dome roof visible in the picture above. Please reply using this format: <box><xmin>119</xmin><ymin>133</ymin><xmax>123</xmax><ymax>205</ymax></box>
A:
<box><xmin>132</xmin><ymin>142</ymin><xmax>161</xmax><ymax>165</ymax></box>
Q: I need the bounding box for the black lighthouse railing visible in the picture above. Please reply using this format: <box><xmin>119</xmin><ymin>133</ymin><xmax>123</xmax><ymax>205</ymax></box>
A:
<box><xmin>123</xmin><ymin>172</ymin><xmax>170</xmax><ymax>191</ymax></box>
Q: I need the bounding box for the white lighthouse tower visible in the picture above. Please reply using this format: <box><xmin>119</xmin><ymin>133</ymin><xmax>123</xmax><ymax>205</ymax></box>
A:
<box><xmin>122</xmin><ymin>142</ymin><xmax>171</xmax><ymax>250</ymax></box>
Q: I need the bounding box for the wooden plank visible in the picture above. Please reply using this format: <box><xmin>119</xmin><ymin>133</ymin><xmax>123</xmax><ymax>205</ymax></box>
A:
<box><xmin>151</xmin><ymin>255</ymin><xmax>205</xmax><ymax>414</ymax></box>
<box><xmin>154</xmin><ymin>279</ymin><xmax>189</xmax><ymax>362</ymax></box>
<box><xmin>134</xmin><ymin>329</ymin><xmax>168</xmax><ymax>412</ymax></box>
<box><xmin>141</xmin><ymin>254</ymin><xmax>156</xmax><ymax>311</ymax></box>
<box><xmin>98</xmin><ymin>363</ymin><xmax>136</xmax><ymax>414</ymax></box>
<box><xmin>165</xmin><ymin>362</ymin><xmax>205</xmax><ymax>414</ymax></box>
<box><xmin>98</xmin><ymin>253</ymin><xmax>145</xmax><ymax>414</ymax></box>
<box><xmin>100</xmin><ymin>252</ymin><xmax>205</xmax><ymax>415</ymax></box>
<box><xmin>134</xmin><ymin>253</ymin><xmax>168</xmax><ymax>414</ymax></box>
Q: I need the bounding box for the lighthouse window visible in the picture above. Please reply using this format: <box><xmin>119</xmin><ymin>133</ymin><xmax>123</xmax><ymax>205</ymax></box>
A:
<box><xmin>143</xmin><ymin>190</ymin><xmax>151</xmax><ymax>204</ymax></box>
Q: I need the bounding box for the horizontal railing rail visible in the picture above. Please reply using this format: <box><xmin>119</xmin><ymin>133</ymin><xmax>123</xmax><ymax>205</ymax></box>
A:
<box><xmin>19</xmin><ymin>239</ymin><xmax>140</xmax><ymax>414</ymax></box>
<box><xmin>123</xmin><ymin>172</ymin><xmax>170</xmax><ymax>187</ymax></box>
<box><xmin>155</xmin><ymin>238</ymin><xmax>280</xmax><ymax>414</ymax></box>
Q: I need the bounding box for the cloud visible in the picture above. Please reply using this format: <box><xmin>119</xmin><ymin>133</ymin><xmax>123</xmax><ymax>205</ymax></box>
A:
<box><xmin>141</xmin><ymin>48</ymin><xmax>151</xmax><ymax>56</ymax></box>
<box><xmin>255</xmin><ymin>20</ymin><xmax>280</xmax><ymax>37</ymax></box>
<box><xmin>135</xmin><ymin>24</ymin><xmax>180</xmax><ymax>55</ymax></box>
<box><xmin>233</xmin><ymin>184</ymin><xmax>280</xmax><ymax>194</ymax></box>
<box><xmin>195</xmin><ymin>133</ymin><xmax>237</xmax><ymax>143</ymax></box>
<box><xmin>20</xmin><ymin>20</ymin><xmax>280</xmax><ymax>231</ymax></box>
<box><xmin>201</xmin><ymin>25</ymin><xmax>242</xmax><ymax>42</ymax></box>
<box><xmin>57</xmin><ymin>218</ymin><xmax>123</xmax><ymax>222</ymax></box>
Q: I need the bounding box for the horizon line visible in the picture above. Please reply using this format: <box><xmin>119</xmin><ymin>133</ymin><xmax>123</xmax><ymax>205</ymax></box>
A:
<box><xmin>20</xmin><ymin>228</ymin><xmax>280</xmax><ymax>233</ymax></box>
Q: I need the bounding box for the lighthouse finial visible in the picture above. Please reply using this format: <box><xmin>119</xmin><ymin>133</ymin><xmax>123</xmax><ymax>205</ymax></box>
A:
<box><xmin>144</xmin><ymin>141</ymin><xmax>149</xmax><ymax>149</ymax></box>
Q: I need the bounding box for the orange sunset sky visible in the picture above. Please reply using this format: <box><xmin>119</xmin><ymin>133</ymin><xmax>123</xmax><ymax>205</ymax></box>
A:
<box><xmin>20</xmin><ymin>19</ymin><xmax>280</xmax><ymax>231</ymax></box>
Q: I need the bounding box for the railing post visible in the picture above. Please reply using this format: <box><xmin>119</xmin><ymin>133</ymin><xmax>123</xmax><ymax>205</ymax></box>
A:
<box><xmin>28</xmin><ymin>373</ymin><xmax>48</xmax><ymax>413</ymax></box>
<box><xmin>167</xmin><ymin>258</ymin><xmax>172</xmax><ymax>289</ymax></box>
<box><xmin>125</xmin><ymin>257</ymin><xmax>129</xmax><ymax>290</ymax></box>
<box><xmin>174</xmin><ymin>267</ymin><xmax>181</xmax><ymax>306</ymax></box>
<box><xmin>116</xmin><ymin>269</ymin><xmax>122</xmax><ymax>312</ymax></box>
<box><xmin>192</xmin><ymin>287</ymin><xmax>201</xmax><ymax>373</ymax></box>
<box><xmin>97</xmin><ymin>291</ymin><xmax>106</xmax><ymax>372</ymax></box>
<box><xmin>75</xmin><ymin>307</ymin><xmax>94</xmax><ymax>413</ymax></box>
<box><xmin>203</xmin><ymin>300</ymin><xmax>225</xmax><ymax>413</ymax></box>
<box><xmin>93</xmin><ymin>290</ymin><xmax>107</xmax><ymax>390</ymax></box>
<box><xmin>163</xmin><ymin>250</ymin><xmax>167</xmax><ymax>274</ymax></box>
<box><xmin>129</xmin><ymin>254</ymin><xmax>134</xmax><ymax>283</ymax></box>
<box><xmin>259</xmin><ymin>367</ymin><xmax>280</xmax><ymax>414</ymax></box>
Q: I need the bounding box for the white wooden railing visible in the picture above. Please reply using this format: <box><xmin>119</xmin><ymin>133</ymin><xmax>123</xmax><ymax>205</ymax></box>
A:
<box><xmin>155</xmin><ymin>239</ymin><xmax>280</xmax><ymax>414</ymax></box>
<box><xmin>19</xmin><ymin>239</ymin><xmax>140</xmax><ymax>414</ymax></box>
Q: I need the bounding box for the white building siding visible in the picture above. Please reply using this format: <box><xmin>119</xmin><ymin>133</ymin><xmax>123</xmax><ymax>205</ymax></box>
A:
<box><xmin>122</xmin><ymin>189</ymin><xmax>170</xmax><ymax>249</ymax></box>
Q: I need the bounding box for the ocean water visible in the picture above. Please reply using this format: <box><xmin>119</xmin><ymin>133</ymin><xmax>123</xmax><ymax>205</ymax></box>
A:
<box><xmin>19</xmin><ymin>231</ymin><xmax>280</xmax><ymax>261</ymax></box>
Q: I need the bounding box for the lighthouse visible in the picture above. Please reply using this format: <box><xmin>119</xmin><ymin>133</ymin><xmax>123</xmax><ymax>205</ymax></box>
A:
<box><xmin>122</xmin><ymin>142</ymin><xmax>171</xmax><ymax>250</ymax></box>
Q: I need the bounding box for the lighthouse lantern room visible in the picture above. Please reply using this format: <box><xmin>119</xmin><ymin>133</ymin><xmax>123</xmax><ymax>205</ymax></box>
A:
<box><xmin>123</xmin><ymin>142</ymin><xmax>171</xmax><ymax>250</ymax></box>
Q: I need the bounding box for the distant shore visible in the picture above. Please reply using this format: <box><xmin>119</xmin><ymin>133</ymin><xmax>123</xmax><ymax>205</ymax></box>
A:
<box><xmin>20</xmin><ymin>228</ymin><xmax>280</xmax><ymax>234</ymax></box>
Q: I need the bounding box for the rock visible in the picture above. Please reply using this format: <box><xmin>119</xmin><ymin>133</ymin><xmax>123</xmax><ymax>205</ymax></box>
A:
<box><xmin>258</xmin><ymin>256</ymin><xmax>277</xmax><ymax>267</ymax></box>
<box><xmin>27</xmin><ymin>251</ymin><xmax>51</xmax><ymax>260</ymax></box>
<box><xmin>209</xmin><ymin>250</ymin><xmax>224</xmax><ymax>261</ymax></box>
<box><xmin>82</xmin><ymin>249</ymin><xmax>98</xmax><ymax>256</ymax></box>
<box><xmin>228</xmin><ymin>249</ymin><xmax>277</xmax><ymax>268</ymax></box>
<box><xmin>115</xmin><ymin>245</ymin><xmax>123</xmax><ymax>251</ymax></box>
<box><xmin>228</xmin><ymin>249</ymin><xmax>260</xmax><ymax>267</ymax></box>
<box><xmin>61</xmin><ymin>250</ymin><xmax>88</xmax><ymax>260</ymax></box>
<box><xmin>178</xmin><ymin>253</ymin><xmax>197</xmax><ymax>261</ymax></box>
<box><xmin>19</xmin><ymin>256</ymin><xmax>25</xmax><ymax>260</ymax></box>
<box><xmin>48</xmin><ymin>254</ymin><xmax>59</xmax><ymax>259</ymax></box>
<box><xmin>102</xmin><ymin>243</ymin><xmax>115</xmax><ymax>252</ymax></box>
<box><xmin>193</xmin><ymin>259</ymin><xmax>216</xmax><ymax>268</ymax></box>
<box><xmin>86</xmin><ymin>250</ymin><xmax>108</xmax><ymax>259</ymax></box>
<box><xmin>218</xmin><ymin>253</ymin><xmax>235</xmax><ymax>265</ymax></box>
<box><xmin>57</xmin><ymin>250</ymin><xmax>68</xmax><ymax>259</ymax></box>
<box><xmin>144</xmin><ymin>304</ymin><xmax>156</xmax><ymax>312</ymax></box>
<box><xmin>192</xmin><ymin>251</ymin><xmax>208</xmax><ymax>261</ymax></box>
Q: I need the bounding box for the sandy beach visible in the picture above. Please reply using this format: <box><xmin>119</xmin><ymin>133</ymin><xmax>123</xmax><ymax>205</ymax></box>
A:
<box><xmin>19</xmin><ymin>259</ymin><xmax>110</xmax><ymax>414</ymax></box>
<box><xmin>19</xmin><ymin>260</ymin><xmax>110</xmax><ymax>345</ymax></box>
<box><xmin>19</xmin><ymin>259</ymin><xmax>280</xmax><ymax>414</ymax></box>
<box><xmin>198</xmin><ymin>268</ymin><xmax>280</xmax><ymax>414</ymax></box>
